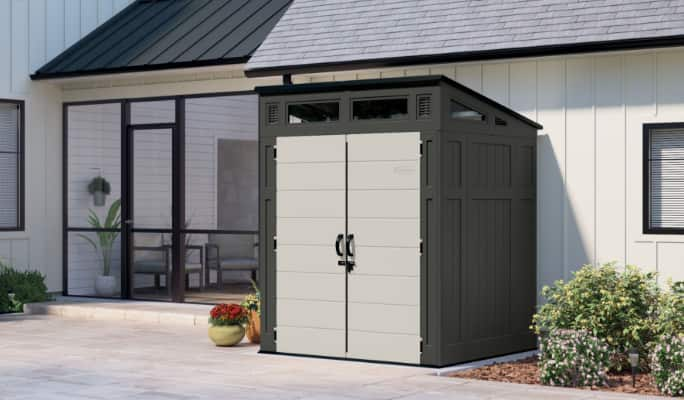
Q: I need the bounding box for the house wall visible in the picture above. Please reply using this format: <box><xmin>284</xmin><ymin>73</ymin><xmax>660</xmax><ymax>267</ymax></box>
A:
<box><xmin>0</xmin><ymin>0</ymin><xmax>133</xmax><ymax>292</ymax></box>
<box><xmin>56</xmin><ymin>47</ymin><xmax>684</xmax><ymax>298</ymax></box>
<box><xmin>285</xmin><ymin>48</ymin><xmax>684</xmax><ymax>295</ymax></box>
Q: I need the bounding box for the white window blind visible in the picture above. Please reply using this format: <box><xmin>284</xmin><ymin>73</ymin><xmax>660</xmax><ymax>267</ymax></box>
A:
<box><xmin>0</xmin><ymin>102</ymin><xmax>20</xmax><ymax>229</ymax></box>
<box><xmin>649</xmin><ymin>128</ymin><xmax>684</xmax><ymax>230</ymax></box>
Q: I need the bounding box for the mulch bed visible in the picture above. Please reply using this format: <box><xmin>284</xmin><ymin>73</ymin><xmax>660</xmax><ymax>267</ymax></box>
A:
<box><xmin>451</xmin><ymin>357</ymin><xmax>662</xmax><ymax>396</ymax></box>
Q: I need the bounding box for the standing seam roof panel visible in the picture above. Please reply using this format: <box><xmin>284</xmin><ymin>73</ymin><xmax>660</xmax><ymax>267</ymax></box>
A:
<box><xmin>78</xmin><ymin>1</ymin><xmax>190</xmax><ymax>72</ymax></box>
<box><xmin>32</xmin><ymin>0</ymin><xmax>293</xmax><ymax>79</ymax></box>
<box><xmin>107</xmin><ymin>0</ymin><xmax>215</xmax><ymax>69</ymax></box>
<box><xmin>200</xmin><ymin>0</ymin><xmax>292</xmax><ymax>61</ymax></box>
<box><xmin>128</xmin><ymin>0</ymin><xmax>229</xmax><ymax>66</ymax></box>
<box><xmin>171</xmin><ymin>0</ymin><xmax>272</xmax><ymax>63</ymax></box>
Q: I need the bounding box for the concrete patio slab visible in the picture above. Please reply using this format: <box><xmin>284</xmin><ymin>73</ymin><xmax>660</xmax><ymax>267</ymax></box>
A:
<box><xmin>0</xmin><ymin>314</ymin><xmax>662</xmax><ymax>400</ymax></box>
<box><xmin>22</xmin><ymin>296</ymin><xmax>212</xmax><ymax>328</ymax></box>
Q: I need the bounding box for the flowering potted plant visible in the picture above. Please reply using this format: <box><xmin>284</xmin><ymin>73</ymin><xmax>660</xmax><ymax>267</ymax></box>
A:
<box><xmin>241</xmin><ymin>280</ymin><xmax>261</xmax><ymax>343</ymax></box>
<box><xmin>208</xmin><ymin>303</ymin><xmax>248</xmax><ymax>347</ymax></box>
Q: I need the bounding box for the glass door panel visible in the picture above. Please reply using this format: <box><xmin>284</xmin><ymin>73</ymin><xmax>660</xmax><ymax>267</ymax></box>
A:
<box><xmin>128</xmin><ymin>127</ymin><xmax>174</xmax><ymax>301</ymax></box>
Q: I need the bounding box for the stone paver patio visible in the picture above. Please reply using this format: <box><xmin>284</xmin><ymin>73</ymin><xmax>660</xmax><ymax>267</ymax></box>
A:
<box><xmin>0</xmin><ymin>314</ymin><xmax>660</xmax><ymax>400</ymax></box>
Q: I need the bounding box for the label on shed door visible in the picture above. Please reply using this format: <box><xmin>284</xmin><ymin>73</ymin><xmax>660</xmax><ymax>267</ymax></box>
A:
<box><xmin>275</xmin><ymin>135</ymin><xmax>347</xmax><ymax>358</ymax></box>
<box><xmin>346</xmin><ymin>132</ymin><xmax>421</xmax><ymax>364</ymax></box>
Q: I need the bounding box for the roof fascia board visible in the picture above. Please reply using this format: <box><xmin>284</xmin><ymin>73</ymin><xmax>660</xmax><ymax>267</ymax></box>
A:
<box><xmin>31</xmin><ymin>56</ymin><xmax>250</xmax><ymax>81</ymax></box>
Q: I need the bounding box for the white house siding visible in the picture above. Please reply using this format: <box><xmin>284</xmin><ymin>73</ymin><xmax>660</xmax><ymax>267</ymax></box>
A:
<box><xmin>288</xmin><ymin>48</ymin><xmax>684</xmax><ymax>296</ymax></box>
<box><xmin>57</xmin><ymin>47</ymin><xmax>684</xmax><ymax>299</ymax></box>
<box><xmin>0</xmin><ymin>0</ymin><xmax>133</xmax><ymax>292</ymax></box>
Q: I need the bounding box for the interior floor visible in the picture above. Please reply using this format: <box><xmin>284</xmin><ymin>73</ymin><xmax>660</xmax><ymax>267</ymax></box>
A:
<box><xmin>132</xmin><ymin>282</ymin><xmax>253</xmax><ymax>304</ymax></box>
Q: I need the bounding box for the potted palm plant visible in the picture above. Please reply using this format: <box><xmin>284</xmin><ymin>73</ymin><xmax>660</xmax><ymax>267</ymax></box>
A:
<box><xmin>77</xmin><ymin>199</ymin><xmax>121</xmax><ymax>297</ymax></box>
<box><xmin>87</xmin><ymin>176</ymin><xmax>111</xmax><ymax>207</ymax></box>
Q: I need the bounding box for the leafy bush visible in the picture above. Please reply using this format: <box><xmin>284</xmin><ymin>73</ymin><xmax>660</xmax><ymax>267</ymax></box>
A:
<box><xmin>532</xmin><ymin>263</ymin><xmax>659</xmax><ymax>370</ymax></box>
<box><xmin>0</xmin><ymin>262</ymin><xmax>50</xmax><ymax>313</ymax></box>
<box><xmin>655</xmin><ymin>281</ymin><xmax>684</xmax><ymax>339</ymax></box>
<box><xmin>539</xmin><ymin>329</ymin><xmax>611</xmax><ymax>387</ymax></box>
<box><xmin>651</xmin><ymin>335</ymin><xmax>684</xmax><ymax>396</ymax></box>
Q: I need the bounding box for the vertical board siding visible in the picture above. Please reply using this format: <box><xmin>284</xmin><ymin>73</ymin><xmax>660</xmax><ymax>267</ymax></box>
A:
<box><xmin>0</xmin><ymin>0</ymin><xmax>133</xmax><ymax>292</ymax></box>
<box><xmin>440</xmin><ymin>51</ymin><xmax>684</xmax><ymax>291</ymax></box>
<box><xmin>564</xmin><ymin>57</ymin><xmax>595</xmax><ymax>273</ymax></box>
<box><xmin>624</xmin><ymin>54</ymin><xmax>657</xmax><ymax>271</ymax></box>
<box><xmin>595</xmin><ymin>56</ymin><xmax>626</xmax><ymax>266</ymax></box>
<box><xmin>536</xmin><ymin>59</ymin><xmax>566</xmax><ymax>295</ymax></box>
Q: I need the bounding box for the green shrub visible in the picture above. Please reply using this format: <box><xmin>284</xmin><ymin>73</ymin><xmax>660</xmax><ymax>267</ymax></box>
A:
<box><xmin>532</xmin><ymin>263</ymin><xmax>659</xmax><ymax>370</ymax></box>
<box><xmin>539</xmin><ymin>329</ymin><xmax>611</xmax><ymax>387</ymax></box>
<box><xmin>651</xmin><ymin>335</ymin><xmax>684</xmax><ymax>396</ymax></box>
<box><xmin>655</xmin><ymin>281</ymin><xmax>684</xmax><ymax>338</ymax></box>
<box><xmin>0</xmin><ymin>262</ymin><xmax>50</xmax><ymax>313</ymax></box>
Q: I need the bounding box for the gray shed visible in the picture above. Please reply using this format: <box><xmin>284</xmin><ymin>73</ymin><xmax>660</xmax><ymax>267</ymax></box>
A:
<box><xmin>256</xmin><ymin>76</ymin><xmax>541</xmax><ymax>367</ymax></box>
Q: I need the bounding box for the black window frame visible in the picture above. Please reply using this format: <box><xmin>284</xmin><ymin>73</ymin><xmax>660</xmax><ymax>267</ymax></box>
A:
<box><xmin>643</xmin><ymin>122</ymin><xmax>684</xmax><ymax>235</ymax></box>
<box><xmin>449</xmin><ymin>98</ymin><xmax>487</xmax><ymax>122</ymax></box>
<box><xmin>286</xmin><ymin>100</ymin><xmax>340</xmax><ymax>124</ymax></box>
<box><xmin>0</xmin><ymin>99</ymin><xmax>25</xmax><ymax>232</ymax></box>
<box><xmin>351</xmin><ymin>96</ymin><xmax>409</xmax><ymax>121</ymax></box>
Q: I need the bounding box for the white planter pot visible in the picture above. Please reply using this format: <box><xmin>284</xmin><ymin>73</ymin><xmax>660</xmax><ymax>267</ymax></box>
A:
<box><xmin>94</xmin><ymin>275</ymin><xmax>117</xmax><ymax>297</ymax></box>
<box><xmin>93</xmin><ymin>191</ymin><xmax>107</xmax><ymax>206</ymax></box>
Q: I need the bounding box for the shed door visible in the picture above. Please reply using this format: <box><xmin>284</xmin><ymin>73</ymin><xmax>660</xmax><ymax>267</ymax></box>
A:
<box><xmin>275</xmin><ymin>135</ymin><xmax>347</xmax><ymax>358</ymax></box>
<box><xmin>346</xmin><ymin>132</ymin><xmax>421</xmax><ymax>364</ymax></box>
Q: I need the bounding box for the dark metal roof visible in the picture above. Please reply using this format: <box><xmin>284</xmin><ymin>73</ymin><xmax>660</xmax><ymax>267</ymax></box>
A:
<box><xmin>32</xmin><ymin>0</ymin><xmax>292</xmax><ymax>80</ymax></box>
<box><xmin>256</xmin><ymin>75</ymin><xmax>543</xmax><ymax>130</ymax></box>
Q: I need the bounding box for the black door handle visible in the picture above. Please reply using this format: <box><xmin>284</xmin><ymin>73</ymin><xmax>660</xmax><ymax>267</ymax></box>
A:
<box><xmin>346</xmin><ymin>234</ymin><xmax>355</xmax><ymax>257</ymax></box>
<box><xmin>335</xmin><ymin>234</ymin><xmax>344</xmax><ymax>257</ymax></box>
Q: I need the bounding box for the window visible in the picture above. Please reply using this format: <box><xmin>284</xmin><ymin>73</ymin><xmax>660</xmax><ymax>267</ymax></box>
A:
<box><xmin>0</xmin><ymin>100</ymin><xmax>23</xmax><ymax>230</ymax></box>
<box><xmin>288</xmin><ymin>102</ymin><xmax>339</xmax><ymax>124</ymax></box>
<box><xmin>645</xmin><ymin>124</ymin><xmax>684</xmax><ymax>233</ymax></box>
<box><xmin>352</xmin><ymin>97</ymin><xmax>408</xmax><ymax>120</ymax></box>
<box><xmin>450</xmin><ymin>99</ymin><xmax>485</xmax><ymax>122</ymax></box>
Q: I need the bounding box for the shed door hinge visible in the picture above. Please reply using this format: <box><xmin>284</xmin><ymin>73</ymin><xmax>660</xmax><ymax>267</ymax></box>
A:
<box><xmin>273</xmin><ymin>146</ymin><xmax>277</xmax><ymax>159</ymax></box>
<box><xmin>420</xmin><ymin>338</ymin><xmax>423</xmax><ymax>353</ymax></box>
<box><xmin>273</xmin><ymin>236</ymin><xmax>277</xmax><ymax>250</ymax></box>
<box><xmin>419</xmin><ymin>142</ymin><xmax>423</xmax><ymax>156</ymax></box>
<box><xmin>419</xmin><ymin>239</ymin><xmax>423</xmax><ymax>255</ymax></box>
<box><xmin>274</xmin><ymin>329</ymin><xmax>277</xmax><ymax>341</ymax></box>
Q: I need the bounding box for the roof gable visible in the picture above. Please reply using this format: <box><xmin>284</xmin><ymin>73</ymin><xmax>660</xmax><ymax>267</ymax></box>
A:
<box><xmin>246</xmin><ymin>0</ymin><xmax>684</xmax><ymax>75</ymax></box>
<box><xmin>33</xmin><ymin>0</ymin><xmax>291</xmax><ymax>80</ymax></box>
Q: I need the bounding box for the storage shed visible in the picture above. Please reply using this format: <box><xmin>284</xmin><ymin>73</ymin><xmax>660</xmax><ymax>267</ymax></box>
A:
<box><xmin>257</xmin><ymin>75</ymin><xmax>542</xmax><ymax>367</ymax></box>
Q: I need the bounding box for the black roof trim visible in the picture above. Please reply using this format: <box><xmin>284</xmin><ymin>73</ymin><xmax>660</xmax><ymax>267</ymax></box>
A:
<box><xmin>31</xmin><ymin>57</ymin><xmax>249</xmax><ymax>81</ymax></box>
<box><xmin>255</xmin><ymin>75</ymin><xmax>543</xmax><ymax>130</ymax></box>
<box><xmin>245</xmin><ymin>35</ymin><xmax>684</xmax><ymax>78</ymax></box>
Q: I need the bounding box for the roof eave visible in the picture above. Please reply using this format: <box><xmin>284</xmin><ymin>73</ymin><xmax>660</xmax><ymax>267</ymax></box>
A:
<box><xmin>245</xmin><ymin>35</ymin><xmax>684</xmax><ymax>78</ymax></box>
<box><xmin>31</xmin><ymin>57</ymin><xmax>250</xmax><ymax>81</ymax></box>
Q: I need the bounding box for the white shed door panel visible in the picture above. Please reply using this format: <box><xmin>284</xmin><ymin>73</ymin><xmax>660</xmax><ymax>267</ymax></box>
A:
<box><xmin>275</xmin><ymin>135</ymin><xmax>346</xmax><ymax>358</ymax></box>
<box><xmin>346</xmin><ymin>132</ymin><xmax>421</xmax><ymax>364</ymax></box>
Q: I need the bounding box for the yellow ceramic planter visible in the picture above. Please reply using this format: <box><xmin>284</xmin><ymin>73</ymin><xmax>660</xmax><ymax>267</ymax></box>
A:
<box><xmin>208</xmin><ymin>324</ymin><xmax>245</xmax><ymax>347</ymax></box>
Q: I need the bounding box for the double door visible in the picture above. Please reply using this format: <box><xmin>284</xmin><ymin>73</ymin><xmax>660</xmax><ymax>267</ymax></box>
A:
<box><xmin>275</xmin><ymin>132</ymin><xmax>421</xmax><ymax>364</ymax></box>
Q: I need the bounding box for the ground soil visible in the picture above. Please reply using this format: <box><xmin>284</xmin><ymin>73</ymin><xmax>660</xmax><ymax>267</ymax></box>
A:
<box><xmin>451</xmin><ymin>357</ymin><xmax>661</xmax><ymax>396</ymax></box>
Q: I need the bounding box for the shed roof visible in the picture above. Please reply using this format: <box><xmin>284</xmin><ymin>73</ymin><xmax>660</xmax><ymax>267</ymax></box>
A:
<box><xmin>32</xmin><ymin>0</ymin><xmax>292</xmax><ymax>80</ymax></box>
<box><xmin>246</xmin><ymin>0</ymin><xmax>684</xmax><ymax>76</ymax></box>
<box><xmin>256</xmin><ymin>75</ymin><xmax>544</xmax><ymax>129</ymax></box>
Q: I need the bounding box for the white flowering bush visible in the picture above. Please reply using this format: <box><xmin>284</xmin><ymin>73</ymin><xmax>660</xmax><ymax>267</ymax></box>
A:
<box><xmin>539</xmin><ymin>329</ymin><xmax>611</xmax><ymax>387</ymax></box>
<box><xmin>651</xmin><ymin>335</ymin><xmax>684</xmax><ymax>396</ymax></box>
